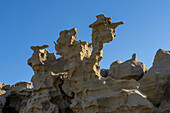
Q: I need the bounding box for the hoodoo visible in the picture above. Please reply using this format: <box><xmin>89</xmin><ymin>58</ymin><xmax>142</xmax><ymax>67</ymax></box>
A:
<box><xmin>1</xmin><ymin>15</ymin><xmax>170</xmax><ymax>113</ymax></box>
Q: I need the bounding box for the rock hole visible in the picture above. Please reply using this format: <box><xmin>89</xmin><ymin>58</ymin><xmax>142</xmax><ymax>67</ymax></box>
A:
<box><xmin>41</xmin><ymin>53</ymin><xmax>44</xmax><ymax>58</ymax></box>
<box><xmin>155</xmin><ymin>103</ymin><xmax>160</xmax><ymax>108</ymax></box>
<box><xmin>42</xmin><ymin>101</ymin><xmax>50</xmax><ymax>111</ymax></box>
<box><xmin>2</xmin><ymin>95</ymin><xmax>19</xmax><ymax>113</ymax></box>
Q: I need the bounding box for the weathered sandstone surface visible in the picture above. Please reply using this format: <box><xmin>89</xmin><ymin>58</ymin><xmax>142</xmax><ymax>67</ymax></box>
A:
<box><xmin>0</xmin><ymin>82</ymin><xmax>31</xmax><ymax>113</ymax></box>
<box><xmin>0</xmin><ymin>15</ymin><xmax>169</xmax><ymax>113</ymax></box>
<box><xmin>139</xmin><ymin>49</ymin><xmax>170</xmax><ymax>113</ymax></box>
<box><xmin>109</xmin><ymin>53</ymin><xmax>148</xmax><ymax>80</ymax></box>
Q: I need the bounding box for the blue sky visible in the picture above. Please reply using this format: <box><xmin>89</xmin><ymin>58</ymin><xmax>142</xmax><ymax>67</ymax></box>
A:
<box><xmin>1</xmin><ymin>0</ymin><xmax>170</xmax><ymax>85</ymax></box>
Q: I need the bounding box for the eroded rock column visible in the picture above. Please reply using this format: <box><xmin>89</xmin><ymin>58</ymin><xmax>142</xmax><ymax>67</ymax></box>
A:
<box><xmin>54</xmin><ymin>14</ymin><xmax>153</xmax><ymax>113</ymax></box>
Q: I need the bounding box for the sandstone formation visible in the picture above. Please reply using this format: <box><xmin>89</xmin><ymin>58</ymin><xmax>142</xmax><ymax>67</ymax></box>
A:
<box><xmin>53</xmin><ymin>14</ymin><xmax>153</xmax><ymax>113</ymax></box>
<box><xmin>28</xmin><ymin>45</ymin><xmax>68</xmax><ymax>74</ymax></box>
<box><xmin>0</xmin><ymin>83</ymin><xmax>9</xmax><ymax>113</ymax></box>
<box><xmin>21</xmin><ymin>45</ymin><xmax>73</xmax><ymax>113</ymax></box>
<box><xmin>109</xmin><ymin>53</ymin><xmax>148</xmax><ymax>80</ymax></box>
<box><xmin>0</xmin><ymin>82</ymin><xmax>31</xmax><ymax>113</ymax></box>
<box><xmin>139</xmin><ymin>49</ymin><xmax>170</xmax><ymax>112</ymax></box>
<box><xmin>1</xmin><ymin>14</ymin><xmax>170</xmax><ymax>113</ymax></box>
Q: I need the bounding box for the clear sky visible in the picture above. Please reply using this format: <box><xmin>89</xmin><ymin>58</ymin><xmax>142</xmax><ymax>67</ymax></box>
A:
<box><xmin>1</xmin><ymin>0</ymin><xmax>170</xmax><ymax>85</ymax></box>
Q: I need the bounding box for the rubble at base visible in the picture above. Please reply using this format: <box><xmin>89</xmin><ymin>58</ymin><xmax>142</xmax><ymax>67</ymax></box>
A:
<box><xmin>0</xmin><ymin>15</ymin><xmax>170</xmax><ymax>113</ymax></box>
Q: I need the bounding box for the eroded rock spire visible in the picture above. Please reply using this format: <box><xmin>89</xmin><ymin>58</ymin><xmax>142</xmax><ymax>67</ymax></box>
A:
<box><xmin>0</xmin><ymin>14</ymin><xmax>157</xmax><ymax>113</ymax></box>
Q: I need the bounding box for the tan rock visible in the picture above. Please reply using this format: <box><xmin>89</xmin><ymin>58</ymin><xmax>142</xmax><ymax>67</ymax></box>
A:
<box><xmin>53</xmin><ymin>14</ymin><xmax>153</xmax><ymax>113</ymax></box>
<box><xmin>0</xmin><ymin>83</ymin><xmax>10</xmax><ymax>91</ymax></box>
<box><xmin>20</xmin><ymin>71</ymin><xmax>73</xmax><ymax>113</ymax></box>
<box><xmin>10</xmin><ymin>81</ymin><xmax>31</xmax><ymax>92</ymax></box>
<box><xmin>1</xmin><ymin>14</ymin><xmax>157</xmax><ymax>113</ymax></box>
<box><xmin>28</xmin><ymin>45</ymin><xmax>68</xmax><ymax>74</ymax></box>
<box><xmin>109</xmin><ymin>53</ymin><xmax>148</xmax><ymax>80</ymax></box>
<box><xmin>0</xmin><ymin>83</ymin><xmax>10</xmax><ymax>113</ymax></box>
<box><xmin>0</xmin><ymin>82</ymin><xmax>32</xmax><ymax>113</ymax></box>
<box><xmin>139</xmin><ymin>49</ymin><xmax>170</xmax><ymax>112</ymax></box>
<box><xmin>0</xmin><ymin>90</ymin><xmax>6</xmax><ymax>96</ymax></box>
<box><xmin>54</xmin><ymin>28</ymin><xmax>92</xmax><ymax>61</ymax></box>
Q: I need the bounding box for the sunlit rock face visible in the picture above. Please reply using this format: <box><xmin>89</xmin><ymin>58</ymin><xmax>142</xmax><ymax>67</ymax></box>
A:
<box><xmin>52</xmin><ymin>14</ymin><xmax>153</xmax><ymax>113</ymax></box>
<box><xmin>2</xmin><ymin>14</ymin><xmax>170</xmax><ymax>113</ymax></box>
<box><xmin>22</xmin><ymin>45</ymin><xmax>73</xmax><ymax>113</ymax></box>
<box><xmin>28</xmin><ymin>45</ymin><xmax>68</xmax><ymax>74</ymax></box>
<box><xmin>109</xmin><ymin>53</ymin><xmax>148</xmax><ymax>80</ymax></box>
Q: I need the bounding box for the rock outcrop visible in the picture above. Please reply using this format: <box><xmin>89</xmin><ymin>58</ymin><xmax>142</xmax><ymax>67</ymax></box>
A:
<box><xmin>21</xmin><ymin>45</ymin><xmax>73</xmax><ymax>113</ymax></box>
<box><xmin>0</xmin><ymin>83</ymin><xmax>9</xmax><ymax>113</ymax></box>
<box><xmin>28</xmin><ymin>45</ymin><xmax>68</xmax><ymax>74</ymax></box>
<box><xmin>109</xmin><ymin>53</ymin><xmax>148</xmax><ymax>80</ymax></box>
<box><xmin>1</xmin><ymin>14</ymin><xmax>170</xmax><ymax>113</ymax></box>
<box><xmin>53</xmin><ymin>14</ymin><xmax>153</xmax><ymax>113</ymax></box>
<box><xmin>139</xmin><ymin>49</ymin><xmax>170</xmax><ymax>112</ymax></box>
<box><xmin>0</xmin><ymin>82</ymin><xmax>31</xmax><ymax>113</ymax></box>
